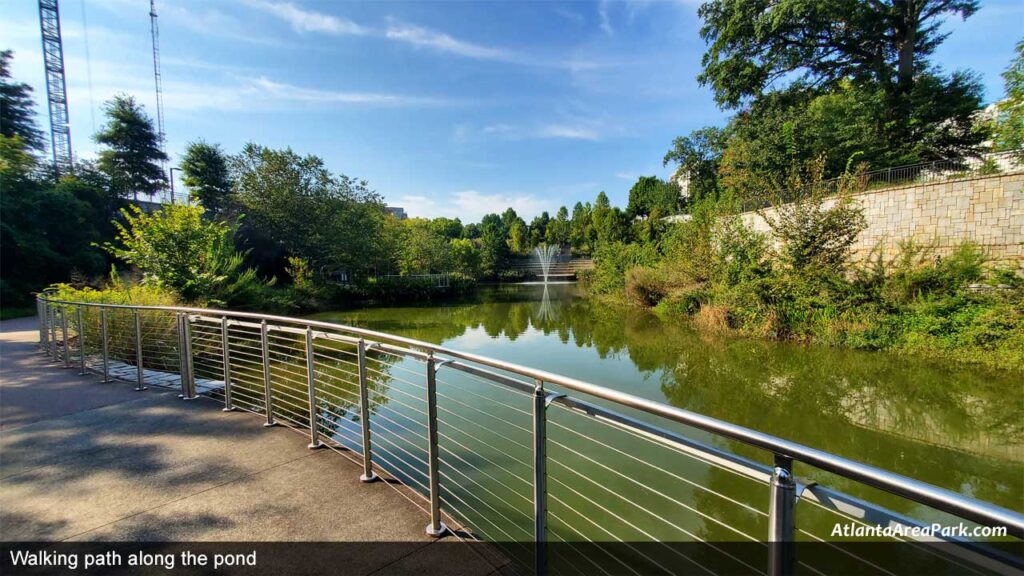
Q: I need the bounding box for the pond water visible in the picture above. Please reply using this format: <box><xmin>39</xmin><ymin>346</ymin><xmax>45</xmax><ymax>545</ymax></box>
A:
<box><xmin>308</xmin><ymin>284</ymin><xmax>1021</xmax><ymax>567</ymax></box>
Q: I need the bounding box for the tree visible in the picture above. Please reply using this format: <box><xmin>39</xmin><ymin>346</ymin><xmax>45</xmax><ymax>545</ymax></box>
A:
<box><xmin>0</xmin><ymin>50</ymin><xmax>44</xmax><ymax>150</ymax></box>
<box><xmin>569</xmin><ymin>201</ymin><xmax>592</xmax><ymax>253</ymax></box>
<box><xmin>449</xmin><ymin>238</ymin><xmax>481</xmax><ymax>277</ymax></box>
<box><xmin>478</xmin><ymin>213</ymin><xmax>509</xmax><ymax>277</ymax></box>
<box><xmin>697</xmin><ymin>1</ymin><xmax>985</xmax><ymax>160</ymax></box>
<box><xmin>663</xmin><ymin>127</ymin><xmax>727</xmax><ymax>202</ymax></box>
<box><xmin>0</xmin><ymin>137</ymin><xmax>111</xmax><ymax>304</ymax></box>
<box><xmin>992</xmin><ymin>40</ymin><xmax>1024</xmax><ymax>159</ymax></box>
<box><xmin>399</xmin><ymin>219</ymin><xmax>451</xmax><ymax>274</ymax></box>
<box><xmin>626</xmin><ymin>177</ymin><xmax>680</xmax><ymax>219</ymax></box>
<box><xmin>507</xmin><ymin>218</ymin><xmax>528</xmax><ymax>254</ymax></box>
<box><xmin>180</xmin><ymin>140</ymin><xmax>232</xmax><ymax>215</ymax></box>
<box><xmin>546</xmin><ymin>206</ymin><xmax>570</xmax><ymax>245</ymax></box>
<box><xmin>94</xmin><ymin>94</ymin><xmax>168</xmax><ymax>200</ymax></box>
<box><xmin>430</xmin><ymin>217</ymin><xmax>463</xmax><ymax>241</ymax></box>
<box><xmin>102</xmin><ymin>204</ymin><xmax>270</xmax><ymax>305</ymax></box>
<box><xmin>528</xmin><ymin>212</ymin><xmax>550</xmax><ymax>248</ymax></box>
<box><xmin>698</xmin><ymin>0</ymin><xmax>978</xmax><ymax>109</ymax></box>
<box><xmin>230</xmin><ymin>143</ymin><xmax>384</xmax><ymax>277</ymax></box>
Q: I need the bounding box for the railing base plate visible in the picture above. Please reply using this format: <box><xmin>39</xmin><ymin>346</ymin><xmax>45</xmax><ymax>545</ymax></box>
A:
<box><xmin>425</xmin><ymin>522</ymin><xmax>448</xmax><ymax>538</ymax></box>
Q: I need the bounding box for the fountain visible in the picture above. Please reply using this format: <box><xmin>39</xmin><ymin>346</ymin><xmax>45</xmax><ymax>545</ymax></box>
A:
<box><xmin>534</xmin><ymin>243</ymin><xmax>559</xmax><ymax>284</ymax></box>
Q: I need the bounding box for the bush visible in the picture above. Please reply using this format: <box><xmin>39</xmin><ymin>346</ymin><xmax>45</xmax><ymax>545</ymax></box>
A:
<box><xmin>590</xmin><ymin>241</ymin><xmax>660</xmax><ymax>295</ymax></box>
<box><xmin>102</xmin><ymin>204</ymin><xmax>273</xmax><ymax>306</ymax></box>
<box><xmin>625</xmin><ymin>267</ymin><xmax>669</xmax><ymax>306</ymax></box>
<box><xmin>46</xmin><ymin>276</ymin><xmax>182</xmax><ymax>373</ymax></box>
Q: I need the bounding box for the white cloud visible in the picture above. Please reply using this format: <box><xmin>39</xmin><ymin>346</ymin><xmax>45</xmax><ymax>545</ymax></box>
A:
<box><xmin>245</xmin><ymin>76</ymin><xmax>451</xmax><ymax>106</ymax></box>
<box><xmin>598</xmin><ymin>1</ymin><xmax>614</xmax><ymax>36</ymax></box>
<box><xmin>538</xmin><ymin>124</ymin><xmax>600</xmax><ymax>141</ymax></box>
<box><xmin>248</xmin><ymin>0</ymin><xmax>605</xmax><ymax>71</ymax></box>
<box><xmin>384</xmin><ymin>22</ymin><xmax>514</xmax><ymax>61</ymax></box>
<box><xmin>248</xmin><ymin>0</ymin><xmax>367</xmax><ymax>35</ymax></box>
<box><xmin>398</xmin><ymin>190</ymin><xmax>551</xmax><ymax>222</ymax></box>
<box><xmin>615</xmin><ymin>172</ymin><xmax>638</xmax><ymax>180</ymax></box>
<box><xmin>482</xmin><ymin>122</ymin><xmax>603</xmax><ymax>141</ymax></box>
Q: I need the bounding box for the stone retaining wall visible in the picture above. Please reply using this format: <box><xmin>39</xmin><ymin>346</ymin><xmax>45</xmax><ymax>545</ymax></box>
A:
<box><xmin>739</xmin><ymin>172</ymin><xmax>1024</xmax><ymax>263</ymax></box>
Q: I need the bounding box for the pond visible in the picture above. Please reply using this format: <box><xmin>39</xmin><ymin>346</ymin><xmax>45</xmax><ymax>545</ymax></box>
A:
<box><xmin>308</xmin><ymin>284</ymin><xmax>1022</xmax><ymax>569</ymax></box>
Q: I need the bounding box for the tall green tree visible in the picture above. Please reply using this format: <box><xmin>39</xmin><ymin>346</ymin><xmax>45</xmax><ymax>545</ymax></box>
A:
<box><xmin>507</xmin><ymin>218</ymin><xmax>528</xmax><ymax>254</ymax></box>
<box><xmin>429</xmin><ymin>217</ymin><xmax>464</xmax><ymax>241</ymax></box>
<box><xmin>230</xmin><ymin>143</ymin><xmax>384</xmax><ymax>277</ymax></box>
<box><xmin>94</xmin><ymin>94</ymin><xmax>168</xmax><ymax>200</ymax></box>
<box><xmin>478</xmin><ymin>213</ymin><xmax>509</xmax><ymax>277</ymax></box>
<box><xmin>0</xmin><ymin>50</ymin><xmax>44</xmax><ymax>150</ymax></box>
<box><xmin>663</xmin><ymin>126</ymin><xmax>727</xmax><ymax>202</ymax></box>
<box><xmin>546</xmin><ymin>206</ymin><xmax>570</xmax><ymax>245</ymax></box>
<box><xmin>698</xmin><ymin>0</ymin><xmax>978</xmax><ymax>109</ymax></box>
<box><xmin>626</xmin><ymin>176</ymin><xmax>680</xmax><ymax>219</ymax></box>
<box><xmin>569</xmin><ymin>201</ymin><xmax>592</xmax><ymax>253</ymax></box>
<box><xmin>697</xmin><ymin>0</ymin><xmax>985</xmax><ymax>161</ymax></box>
<box><xmin>180</xmin><ymin>140</ymin><xmax>232</xmax><ymax>215</ymax></box>
<box><xmin>0</xmin><ymin>137</ymin><xmax>111</xmax><ymax>304</ymax></box>
<box><xmin>399</xmin><ymin>219</ymin><xmax>452</xmax><ymax>275</ymax></box>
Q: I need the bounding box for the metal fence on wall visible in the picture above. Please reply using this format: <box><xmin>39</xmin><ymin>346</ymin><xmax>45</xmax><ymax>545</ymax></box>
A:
<box><xmin>35</xmin><ymin>295</ymin><xmax>1024</xmax><ymax>576</ymax></box>
<box><xmin>741</xmin><ymin>150</ymin><xmax>1023</xmax><ymax>212</ymax></box>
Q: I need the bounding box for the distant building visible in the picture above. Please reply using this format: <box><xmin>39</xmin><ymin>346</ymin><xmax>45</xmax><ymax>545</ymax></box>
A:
<box><xmin>674</xmin><ymin>171</ymin><xmax>691</xmax><ymax>200</ymax></box>
<box><xmin>385</xmin><ymin>206</ymin><xmax>408</xmax><ymax>220</ymax></box>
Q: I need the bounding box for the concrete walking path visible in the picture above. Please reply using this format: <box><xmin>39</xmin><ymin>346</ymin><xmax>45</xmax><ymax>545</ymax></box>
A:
<box><xmin>0</xmin><ymin>315</ymin><xmax>505</xmax><ymax>574</ymax></box>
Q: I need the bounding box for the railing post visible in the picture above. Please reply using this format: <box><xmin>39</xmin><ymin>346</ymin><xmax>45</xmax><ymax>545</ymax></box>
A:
<box><xmin>60</xmin><ymin>306</ymin><xmax>70</xmax><ymax>368</ymax></box>
<box><xmin>768</xmin><ymin>455</ymin><xmax>796</xmax><ymax>576</ymax></box>
<box><xmin>100</xmin><ymin>308</ymin><xmax>111</xmax><ymax>383</ymax></box>
<box><xmin>49</xmin><ymin>304</ymin><xmax>58</xmax><ymax>361</ymax></box>
<box><xmin>221</xmin><ymin>316</ymin><xmax>234</xmax><ymax>411</ymax></box>
<box><xmin>424</xmin><ymin>352</ymin><xmax>447</xmax><ymax>537</ymax></box>
<box><xmin>40</xmin><ymin>301</ymin><xmax>50</xmax><ymax>352</ymax></box>
<box><xmin>177</xmin><ymin>314</ymin><xmax>188</xmax><ymax>396</ymax></box>
<box><xmin>357</xmin><ymin>339</ymin><xmax>378</xmax><ymax>482</ymax></box>
<box><xmin>182</xmin><ymin>314</ymin><xmax>197</xmax><ymax>399</ymax></box>
<box><xmin>533</xmin><ymin>380</ymin><xmax>550</xmax><ymax>576</ymax></box>
<box><xmin>38</xmin><ymin>299</ymin><xmax>46</xmax><ymax>347</ymax></box>
<box><xmin>260</xmin><ymin>320</ymin><xmax>276</xmax><ymax>427</ymax></box>
<box><xmin>76</xmin><ymin>305</ymin><xmax>87</xmax><ymax>375</ymax></box>
<box><xmin>133</xmin><ymin>310</ymin><xmax>147</xmax><ymax>391</ymax></box>
<box><xmin>304</xmin><ymin>327</ymin><xmax>322</xmax><ymax>449</ymax></box>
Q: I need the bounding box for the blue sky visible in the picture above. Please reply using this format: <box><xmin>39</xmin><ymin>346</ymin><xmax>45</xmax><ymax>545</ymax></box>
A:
<box><xmin>5</xmin><ymin>0</ymin><xmax>1022</xmax><ymax>221</ymax></box>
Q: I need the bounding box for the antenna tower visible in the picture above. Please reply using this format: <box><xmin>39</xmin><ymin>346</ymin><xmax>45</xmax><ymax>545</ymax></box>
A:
<box><xmin>37</xmin><ymin>0</ymin><xmax>73</xmax><ymax>175</ymax></box>
<box><xmin>149</xmin><ymin>0</ymin><xmax>167</xmax><ymax>180</ymax></box>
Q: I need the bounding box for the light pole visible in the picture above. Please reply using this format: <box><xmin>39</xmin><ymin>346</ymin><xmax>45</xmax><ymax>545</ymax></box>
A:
<box><xmin>168</xmin><ymin>166</ymin><xmax>181</xmax><ymax>204</ymax></box>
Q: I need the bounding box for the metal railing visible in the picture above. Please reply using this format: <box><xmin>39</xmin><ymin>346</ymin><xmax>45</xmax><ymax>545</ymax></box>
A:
<box><xmin>35</xmin><ymin>295</ymin><xmax>1024</xmax><ymax>575</ymax></box>
<box><xmin>742</xmin><ymin>149</ymin><xmax>1023</xmax><ymax>212</ymax></box>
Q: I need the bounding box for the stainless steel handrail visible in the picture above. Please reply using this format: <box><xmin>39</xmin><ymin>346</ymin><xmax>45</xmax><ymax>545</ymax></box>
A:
<box><xmin>35</xmin><ymin>295</ymin><xmax>1024</xmax><ymax>575</ymax></box>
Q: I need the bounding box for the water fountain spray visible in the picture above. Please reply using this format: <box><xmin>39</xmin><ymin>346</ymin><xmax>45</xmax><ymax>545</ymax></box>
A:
<box><xmin>534</xmin><ymin>244</ymin><xmax>559</xmax><ymax>284</ymax></box>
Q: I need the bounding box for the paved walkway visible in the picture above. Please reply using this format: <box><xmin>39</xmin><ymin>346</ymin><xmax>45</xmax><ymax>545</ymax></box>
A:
<box><xmin>0</xmin><ymin>316</ymin><xmax>505</xmax><ymax>574</ymax></box>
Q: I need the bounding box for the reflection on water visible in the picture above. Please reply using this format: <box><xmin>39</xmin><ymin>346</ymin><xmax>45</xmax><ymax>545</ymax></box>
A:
<box><xmin>309</xmin><ymin>283</ymin><xmax>1023</xmax><ymax>519</ymax></box>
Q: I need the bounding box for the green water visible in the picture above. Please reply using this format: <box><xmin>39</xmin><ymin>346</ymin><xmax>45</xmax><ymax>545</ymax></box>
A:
<box><xmin>307</xmin><ymin>284</ymin><xmax>1021</xmax><ymax>568</ymax></box>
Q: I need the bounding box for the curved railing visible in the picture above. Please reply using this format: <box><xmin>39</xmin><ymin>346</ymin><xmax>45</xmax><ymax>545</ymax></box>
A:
<box><xmin>35</xmin><ymin>295</ymin><xmax>1024</xmax><ymax>575</ymax></box>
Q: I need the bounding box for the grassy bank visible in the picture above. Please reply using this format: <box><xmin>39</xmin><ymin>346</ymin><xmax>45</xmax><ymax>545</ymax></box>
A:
<box><xmin>583</xmin><ymin>194</ymin><xmax>1024</xmax><ymax>372</ymax></box>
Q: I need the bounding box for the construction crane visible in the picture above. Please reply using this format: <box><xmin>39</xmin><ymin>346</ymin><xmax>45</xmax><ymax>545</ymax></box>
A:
<box><xmin>149</xmin><ymin>0</ymin><xmax>168</xmax><ymax>184</ymax></box>
<box><xmin>37</xmin><ymin>0</ymin><xmax>73</xmax><ymax>175</ymax></box>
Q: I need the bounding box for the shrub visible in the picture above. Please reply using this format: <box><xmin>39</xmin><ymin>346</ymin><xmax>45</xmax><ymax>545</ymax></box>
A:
<box><xmin>590</xmin><ymin>241</ymin><xmax>660</xmax><ymax>295</ymax></box>
<box><xmin>762</xmin><ymin>158</ymin><xmax>867</xmax><ymax>274</ymax></box>
<box><xmin>625</xmin><ymin>267</ymin><xmax>668</xmax><ymax>306</ymax></box>
<box><xmin>102</xmin><ymin>204</ymin><xmax>273</xmax><ymax>306</ymax></box>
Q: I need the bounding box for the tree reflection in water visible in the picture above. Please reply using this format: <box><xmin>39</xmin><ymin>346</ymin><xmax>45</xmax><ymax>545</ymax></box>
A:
<box><xmin>309</xmin><ymin>284</ymin><xmax>1023</xmax><ymax>518</ymax></box>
